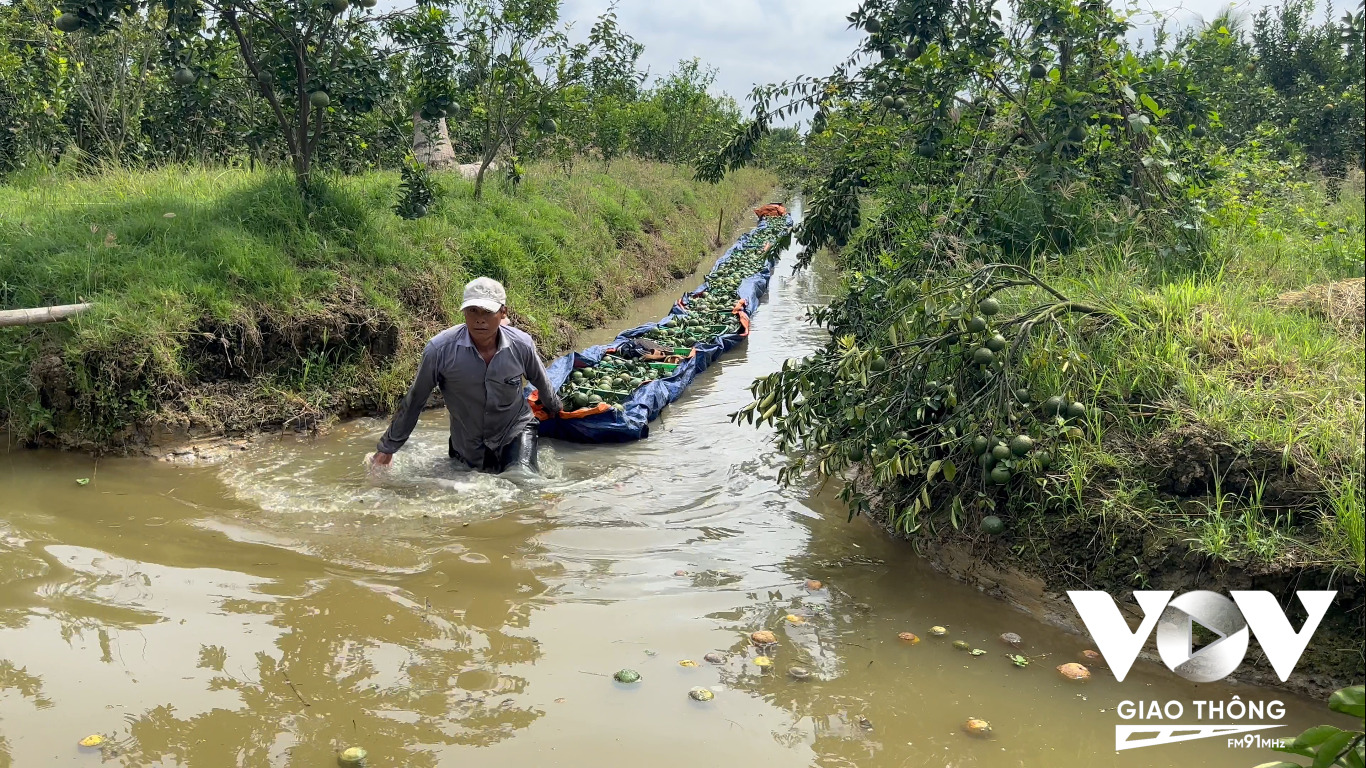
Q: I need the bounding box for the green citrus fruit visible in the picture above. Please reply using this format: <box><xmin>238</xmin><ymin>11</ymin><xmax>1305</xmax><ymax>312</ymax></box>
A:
<box><xmin>972</xmin><ymin>347</ymin><xmax>995</xmax><ymax>366</ymax></box>
<box><xmin>991</xmin><ymin>443</ymin><xmax>1012</xmax><ymax>461</ymax></box>
<box><xmin>1029</xmin><ymin>63</ymin><xmax>1048</xmax><ymax>79</ymax></box>
<box><xmin>848</xmin><ymin>444</ymin><xmax>864</xmax><ymax>462</ymax></box>
<box><xmin>870</xmin><ymin>356</ymin><xmax>888</xmax><ymax>372</ymax></box>
<box><xmin>916</xmin><ymin>142</ymin><xmax>936</xmax><ymax>158</ymax></box>
<box><xmin>411</xmin><ymin>204</ymin><xmax>427</xmax><ymax>218</ymax></box>
<box><xmin>1191</xmin><ymin>126</ymin><xmax>1207</xmax><ymax>138</ymax></box>
<box><xmin>881</xmin><ymin>95</ymin><xmax>895</xmax><ymax>109</ymax></box>
<box><xmin>1066</xmin><ymin>401</ymin><xmax>1086</xmax><ymax>420</ymax></box>
<box><xmin>172</xmin><ymin>68</ymin><xmax>196</xmax><ymax>86</ymax></box>
<box><xmin>978</xmin><ymin>297</ymin><xmax>1001</xmax><ymax>316</ymax></box>
<box><xmin>990</xmin><ymin>465</ymin><xmax>1011</xmax><ymax>485</ymax></box>
<box><xmin>328</xmin><ymin>0</ymin><xmax>349</xmax><ymax>13</ymax></box>
<box><xmin>894</xmin><ymin>96</ymin><xmax>907</xmax><ymax>109</ymax></box>
<box><xmin>980</xmin><ymin>515</ymin><xmax>1005</xmax><ymax>535</ymax></box>
<box><xmin>978</xmin><ymin>452</ymin><xmax>995</xmax><ymax>471</ymax></box>
<box><xmin>1009</xmin><ymin>434</ymin><xmax>1034</xmax><ymax>456</ymax></box>
<box><xmin>309</xmin><ymin>91</ymin><xmax>330</xmax><ymax>108</ymax></box>
<box><xmin>965</xmin><ymin>316</ymin><xmax>987</xmax><ymax>333</ymax></box>
<box><xmin>971</xmin><ymin>436</ymin><xmax>990</xmax><ymax>455</ymax></box>
<box><xmin>865</xmin><ymin>17</ymin><xmax>882</xmax><ymax>33</ymax></box>
<box><xmin>1043</xmin><ymin>396</ymin><xmax>1065</xmax><ymax>416</ymax></box>
<box><xmin>1067</xmin><ymin>124</ymin><xmax>1086</xmax><ymax>142</ymax></box>
<box><xmin>55</xmin><ymin>12</ymin><xmax>82</xmax><ymax>32</ymax></box>
<box><xmin>1035</xmin><ymin>450</ymin><xmax>1052</xmax><ymax>470</ymax></box>
<box><xmin>1014</xmin><ymin>387</ymin><xmax>1031</xmax><ymax>402</ymax></box>
<box><xmin>985</xmin><ymin>334</ymin><xmax>1007</xmax><ymax>353</ymax></box>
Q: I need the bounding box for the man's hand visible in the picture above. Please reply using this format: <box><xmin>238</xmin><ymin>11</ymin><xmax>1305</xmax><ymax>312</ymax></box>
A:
<box><xmin>370</xmin><ymin>451</ymin><xmax>393</xmax><ymax>468</ymax></box>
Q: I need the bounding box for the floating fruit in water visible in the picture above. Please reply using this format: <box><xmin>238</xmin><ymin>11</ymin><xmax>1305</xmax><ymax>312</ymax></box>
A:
<box><xmin>678</xmin><ymin>659</ymin><xmax>699</xmax><ymax>667</ymax></box>
<box><xmin>1057</xmin><ymin>662</ymin><xmax>1091</xmax><ymax>680</ymax></box>
<box><xmin>804</xmin><ymin>579</ymin><xmax>823</xmax><ymax>590</ymax></box>
<box><xmin>78</xmin><ymin>734</ymin><xmax>105</xmax><ymax>748</ymax></box>
<box><xmin>688</xmin><ymin>686</ymin><xmax>715</xmax><ymax>701</ymax></box>
<box><xmin>753</xmin><ymin>656</ymin><xmax>774</xmax><ymax>668</ymax></box>
<box><xmin>751</xmin><ymin>630</ymin><xmax>777</xmax><ymax>645</ymax></box>
<box><xmin>953</xmin><ymin>640</ymin><xmax>970</xmax><ymax>650</ymax></box>
<box><xmin>963</xmin><ymin>718</ymin><xmax>993</xmax><ymax>737</ymax></box>
<box><xmin>1009</xmin><ymin>435</ymin><xmax>1034</xmax><ymax>456</ymax></box>
<box><xmin>929</xmin><ymin>626</ymin><xmax>948</xmax><ymax>636</ymax></box>
<box><xmin>788</xmin><ymin>666</ymin><xmax>812</xmax><ymax>680</ymax></box>
<box><xmin>898</xmin><ymin>632</ymin><xmax>921</xmax><ymax>644</ymax></box>
<box><xmin>703</xmin><ymin>652</ymin><xmax>725</xmax><ymax>664</ymax></box>
<box><xmin>674</xmin><ymin>569</ymin><xmax>688</xmax><ymax>576</ymax></box>
<box><xmin>338</xmin><ymin>746</ymin><xmax>368</xmax><ymax>767</ymax></box>
<box><xmin>614</xmin><ymin>669</ymin><xmax>641</xmax><ymax>683</ymax></box>
<box><xmin>1082</xmin><ymin>649</ymin><xmax>1102</xmax><ymax>661</ymax></box>
<box><xmin>970</xmin><ymin>648</ymin><xmax>987</xmax><ymax>656</ymax></box>
<box><xmin>1000</xmin><ymin>632</ymin><xmax>1023</xmax><ymax>647</ymax></box>
<box><xmin>785</xmin><ymin>614</ymin><xmax>806</xmax><ymax>624</ymax></box>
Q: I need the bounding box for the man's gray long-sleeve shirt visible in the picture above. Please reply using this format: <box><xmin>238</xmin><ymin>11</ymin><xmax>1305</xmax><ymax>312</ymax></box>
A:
<box><xmin>376</xmin><ymin>324</ymin><xmax>562</xmax><ymax>463</ymax></box>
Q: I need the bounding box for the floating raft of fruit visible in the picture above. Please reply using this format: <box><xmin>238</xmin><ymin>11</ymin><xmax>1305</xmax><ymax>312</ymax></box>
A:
<box><xmin>528</xmin><ymin>206</ymin><xmax>794</xmax><ymax>443</ymax></box>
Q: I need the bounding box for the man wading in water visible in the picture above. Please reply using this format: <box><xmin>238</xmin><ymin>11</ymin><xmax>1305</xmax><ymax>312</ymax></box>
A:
<box><xmin>370</xmin><ymin>277</ymin><xmax>562</xmax><ymax>474</ymax></box>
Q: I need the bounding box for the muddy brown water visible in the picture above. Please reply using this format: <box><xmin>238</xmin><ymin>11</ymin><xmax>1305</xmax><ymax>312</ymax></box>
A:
<box><xmin>0</xmin><ymin>200</ymin><xmax>1352</xmax><ymax>767</ymax></box>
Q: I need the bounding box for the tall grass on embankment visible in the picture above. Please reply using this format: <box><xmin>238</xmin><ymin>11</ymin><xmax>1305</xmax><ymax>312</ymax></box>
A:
<box><xmin>1010</xmin><ymin>169</ymin><xmax>1366</xmax><ymax>574</ymax></box>
<box><xmin>0</xmin><ymin>158</ymin><xmax>776</xmax><ymax>449</ymax></box>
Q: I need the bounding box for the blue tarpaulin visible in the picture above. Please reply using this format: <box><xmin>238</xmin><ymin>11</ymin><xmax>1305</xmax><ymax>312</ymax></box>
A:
<box><xmin>530</xmin><ymin>213</ymin><xmax>793</xmax><ymax>443</ymax></box>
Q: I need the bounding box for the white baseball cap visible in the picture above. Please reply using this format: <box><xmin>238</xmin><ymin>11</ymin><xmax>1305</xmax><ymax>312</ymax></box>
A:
<box><xmin>460</xmin><ymin>276</ymin><xmax>507</xmax><ymax>313</ymax></box>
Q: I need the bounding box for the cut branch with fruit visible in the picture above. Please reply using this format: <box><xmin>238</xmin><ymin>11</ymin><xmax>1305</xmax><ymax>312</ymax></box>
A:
<box><xmin>731</xmin><ymin>264</ymin><xmax>1119</xmax><ymax>534</ymax></box>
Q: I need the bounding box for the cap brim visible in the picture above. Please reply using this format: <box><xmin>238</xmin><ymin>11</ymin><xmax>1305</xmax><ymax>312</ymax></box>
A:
<box><xmin>461</xmin><ymin>299</ymin><xmax>503</xmax><ymax>313</ymax></box>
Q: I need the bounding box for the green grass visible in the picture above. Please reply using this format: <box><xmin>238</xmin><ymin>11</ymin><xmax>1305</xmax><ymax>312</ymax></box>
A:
<box><xmin>1021</xmin><ymin>170</ymin><xmax>1365</xmax><ymax>571</ymax></box>
<box><xmin>0</xmin><ymin>158</ymin><xmax>776</xmax><ymax>445</ymax></box>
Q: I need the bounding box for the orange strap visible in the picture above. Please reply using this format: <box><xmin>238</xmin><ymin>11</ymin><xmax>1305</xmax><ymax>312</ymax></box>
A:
<box><xmin>731</xmin><ymin>299</ymin><xmax>751</xmax><ymax>337</ymax></box>
<box><xmin>528</xmin><ymin>388</ymin><xmax>611</xmax><ymax>421</ymax></box>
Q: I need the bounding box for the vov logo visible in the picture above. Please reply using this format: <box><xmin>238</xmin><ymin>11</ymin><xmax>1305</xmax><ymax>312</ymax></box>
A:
<box><xmin>1067</xmin><ymin>590</ymin><xmax>1336</xmax><ymax>683</ymax></box>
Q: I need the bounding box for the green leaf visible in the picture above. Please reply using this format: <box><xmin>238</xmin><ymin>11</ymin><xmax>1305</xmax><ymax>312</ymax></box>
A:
<box><xmin>75</xmin><ymin>478</ymin><xmax>89</xmax><ymax>486</ymax></box>
<box><xmin>942</xmin><ymin>460</ymin><xmax>957</xmax><ymax>482</ymax></box>
<box><xmin>927</xmin><ymin>459</ymin><xmax>942</xmax><ymax>482</ymax></box>
<box><xmin>1294</xmin><ymin>726</ymin><xmax>1346</xmax><ymax>749</ymax></box>
<box><xmin>1314</xmin><ymin>732</ymin><xmax>1357</xmax><ymax>768</ymax></box>
<box><xmin>1330</xmin><ymin>686</ymin><xmax>1365</xmax><ymax>720</ymax></box>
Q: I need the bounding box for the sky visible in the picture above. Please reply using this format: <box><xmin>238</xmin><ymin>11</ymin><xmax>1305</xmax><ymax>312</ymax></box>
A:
<box><xmin>558</xmin><ymin>0</ymin><xmax>1320</xmax><ymax>119</ymax></box>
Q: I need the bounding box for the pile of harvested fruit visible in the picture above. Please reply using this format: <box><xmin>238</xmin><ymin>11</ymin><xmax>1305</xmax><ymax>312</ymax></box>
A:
<box><xmin>556</xmin><ymin>357</ymin><xmax>675</xmax><ymax>410</ymax></box>
<box><xmin>646</xmin><ymin>221</ymin><xmax>788</xmax><ymax>346</ymax></box>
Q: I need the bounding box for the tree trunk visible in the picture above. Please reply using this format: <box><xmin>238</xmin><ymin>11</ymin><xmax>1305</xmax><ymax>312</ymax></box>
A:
<box><xmin>413</xmin><ymin>112</ymin><xmax>456</xmax><ymax>169</ymax></box>
<box><xmin>474</xmin><ymin>150</ymin><xmax>497</xmax><ymax>199</ymax></box>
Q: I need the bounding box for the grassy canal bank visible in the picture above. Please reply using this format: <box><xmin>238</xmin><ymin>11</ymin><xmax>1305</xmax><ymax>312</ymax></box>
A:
<box><xmin>0</xmin><ymin>159</ymin><xmax>775</xmax><ymax>450</ymax></box>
